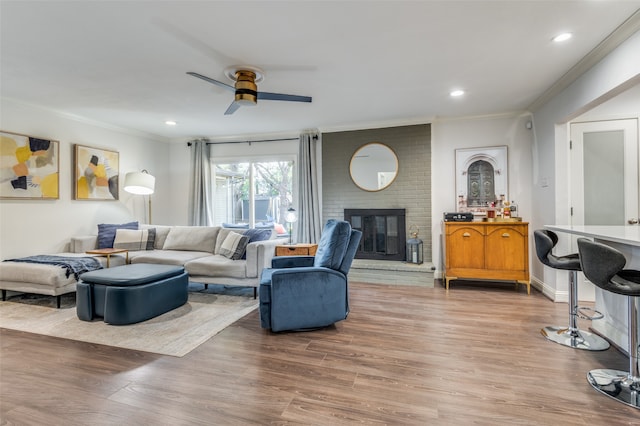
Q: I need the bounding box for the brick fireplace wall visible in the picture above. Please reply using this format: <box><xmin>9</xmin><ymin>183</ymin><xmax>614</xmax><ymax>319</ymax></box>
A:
<box><xmin>321</xmin><ymin>124</ymin><xmax>432</xmax><ymax>262</ymax></box>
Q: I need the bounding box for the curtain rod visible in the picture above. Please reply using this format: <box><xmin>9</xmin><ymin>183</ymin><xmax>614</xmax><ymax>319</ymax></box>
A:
<box><xmin>187</xmin><ymin>134</ymin><xmax>318</xmax><ymax>146</ymax></box>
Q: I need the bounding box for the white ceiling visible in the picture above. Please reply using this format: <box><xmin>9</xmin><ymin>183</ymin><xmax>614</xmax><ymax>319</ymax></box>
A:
<box><xmin>1</xmin><ymin>1</ymin><xmax>639</xmax><ymax>141</ymax></box>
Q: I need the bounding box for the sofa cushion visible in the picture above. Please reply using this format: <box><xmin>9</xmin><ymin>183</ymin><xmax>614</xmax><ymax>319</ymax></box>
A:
<box><xmin>97</xmin><ymin>221</ymin><xmax>139</xmax><ymax>249</ymax></box>
<box><xmin>129</xmin><ymin>249</ymin><xmax>211</xmax><ymax>266</ymax></box>
<box><xmin>0</xmin><ymin>260</ymin><xmax>79</xmax><ymax>287</ymax></box>
<box><xmin>314</xmin><ymin>220</ymin><xmax>351</xmax><ymax>270</ymax></box>
<box><xmin>219</xmin><ymin>231</ymin><xmax>249</xmax><ymax>260</ymax></box>
<box><xmin>241</xmin><ymin>228</ymin><xmax>273</xmax><ymax>259</ymax></box>
<box><xmin>184</xmin><ymin>255</ymin><xmax>247</xmax><ymax>279</ymax></box>
<box><xmin>113</xmin><ymin>228</ymin><xmax>156</xmax><ymax>251</ymax></box>
<box><xmin>162</xmin><ymin>226</ymin><xmax>219</xmax><ymax>253</ymax></box>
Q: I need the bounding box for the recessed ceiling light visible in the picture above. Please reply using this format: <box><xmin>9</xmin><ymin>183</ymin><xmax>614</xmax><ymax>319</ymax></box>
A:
<box><xmin>552</xmin><ymin>32</ymin><xmax>572</xmax><ymax>43</ymax></box>
<box><xmin>450</xmin><ymin>90</ymin><xmax>465</xmax><ymax>97</ymax></box>
<box><xmin>165</xmin><ymin>120</ymin><xmax>177</xmax><ymax>126</ymax></box>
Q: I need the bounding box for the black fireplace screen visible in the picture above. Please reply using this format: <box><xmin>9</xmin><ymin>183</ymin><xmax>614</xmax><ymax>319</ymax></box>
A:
<box><xmin>344</xmin><ymin>209</ymin><xmax>406</xmax><ymax>261</ymax></box>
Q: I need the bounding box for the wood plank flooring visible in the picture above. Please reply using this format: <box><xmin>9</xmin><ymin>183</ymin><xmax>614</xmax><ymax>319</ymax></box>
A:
<box><xmin>1</xmin><ymin>280</ymin><xmax>638</xmax><ymax>425</ymax></box>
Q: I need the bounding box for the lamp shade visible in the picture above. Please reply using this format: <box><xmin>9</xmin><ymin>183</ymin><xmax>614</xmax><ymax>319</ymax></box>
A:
<box><xmin>124</xmin><ymin>171</ymin><xmax>155</xmax><ymax>195</ymax></box>
<box><xmin>285</xmin><ymin>208</ymin><xmax>298</xmax><ymax>223</ymax></box>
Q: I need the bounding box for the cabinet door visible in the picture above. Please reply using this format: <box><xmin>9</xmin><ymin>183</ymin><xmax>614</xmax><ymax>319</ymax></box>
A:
<box><xmin>485</xmin><ymin>226</ymin><xmax>527</xmax><ymax>272</ymax></box>
<box><xmin>446</xmin><ymin>225</ymin><xmax>485</xmax><ymax>270</ymax></box>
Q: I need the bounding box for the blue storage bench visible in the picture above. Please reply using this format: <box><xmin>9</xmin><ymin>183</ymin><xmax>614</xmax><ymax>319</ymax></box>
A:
<box><xmin>76</xmin><ymin>263</ymin><xmax>188</xmax><ymax>325</ymax></box>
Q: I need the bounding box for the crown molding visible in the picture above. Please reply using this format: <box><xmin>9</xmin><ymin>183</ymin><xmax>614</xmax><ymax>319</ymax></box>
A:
<box><xmin>1</xmin><ymin>97</ymin><xmax>171</xmax><ymax>142</ymax></box>
<box><xmin>528</xmin><ymin>9</ymin><xmax>640</xmax><ymax>112</ymax></box>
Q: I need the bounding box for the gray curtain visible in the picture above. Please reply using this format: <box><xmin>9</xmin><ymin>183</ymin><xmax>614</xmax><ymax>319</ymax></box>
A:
<box><xmin>298</xmin><ymin>131</ymin><xmax>322</xmax><ymax>243</ymax></box>
<box><xmin>188</xmin><ymin>139</ymin><xmax>214</xmax><ymax>226</ymax></box>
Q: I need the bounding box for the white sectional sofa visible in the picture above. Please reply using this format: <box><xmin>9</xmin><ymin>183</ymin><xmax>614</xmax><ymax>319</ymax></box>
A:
<box><xmin>71</xmin><ymin>224</ymin><xmax>281</xmax><ymax>297</ymax></box>
<box><xmin>0</xmin><ymin>224</ymin><xmax>280</xmax><ymax>303</ymax></box>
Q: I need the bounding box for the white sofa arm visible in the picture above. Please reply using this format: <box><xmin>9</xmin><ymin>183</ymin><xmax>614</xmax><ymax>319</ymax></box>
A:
<box><xmin>245</xmin><ymin>239</ymin><xmax>280</xmax><ymax>278</ymax></box>
<box><xmin>71</xmin><ymin>236</ymin><xmax>98</xmax><ymax>253</ymax></box>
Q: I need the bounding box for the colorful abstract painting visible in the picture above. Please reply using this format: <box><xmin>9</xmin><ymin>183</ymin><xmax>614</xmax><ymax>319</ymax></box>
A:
<box><xmin>74</xmin><ymin>144</ymin><xmax>119</xmax><ymax>200</ymax></box>
<box><xmin>0</xmin><ymin>130</ymin><xmax>59</xmax><ymax>199</ymax></box>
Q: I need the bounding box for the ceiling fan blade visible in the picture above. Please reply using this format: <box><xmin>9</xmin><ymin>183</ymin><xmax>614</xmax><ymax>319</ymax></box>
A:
<box><xmin>187</xmin><ymin>72</ymin><xmax>235</xmax><ymax>92</ymax></box>
<box><xmin>155</xmin><ymin>20</ymin><xmax>241</xmax><ymax>65</ymax></box>
<box><xmin>224</xmin><ymin>101</ymin><xmax>241</xmax><ymax>115</ymax></box>
<box><xmin>257</xmin><ymin>91</ymin><xmax>312</xmax><ymax>103</ymax></box>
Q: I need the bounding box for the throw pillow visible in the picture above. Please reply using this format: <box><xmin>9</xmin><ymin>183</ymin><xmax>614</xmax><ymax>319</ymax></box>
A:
<box><xmin>274</xmin><ymin>223</ymin><xmax>287</xmax><ymax>235</ymax></box>
<box><xmin>113</xmin><ymin>228</ymin><xmax>156</xmax><ymax>251</ymax></box>
<box><xmin>219</xmin><ymin>231</ymin><xmax>249</xmax><ymax>260</ymax></box>
<box><xmin>140</xmin><ymin>224</ymin><xmax>172</xmax><ymax>249</ymax></box>
<box><xmin>241</xmin><ymin>228</ymin><xmax>273</xmax><ymax>259</ymax></box>
<box><xmin>97</xmin><ymin>221</ymin><xmax>139</xmax><ymax>249</ymax></box>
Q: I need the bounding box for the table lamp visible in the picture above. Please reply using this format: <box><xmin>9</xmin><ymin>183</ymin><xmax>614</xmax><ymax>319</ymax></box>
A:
<box><xmin>285</xmin><ymin>207</ymin><xmax>297</xmax><ymax>245</ymax></box>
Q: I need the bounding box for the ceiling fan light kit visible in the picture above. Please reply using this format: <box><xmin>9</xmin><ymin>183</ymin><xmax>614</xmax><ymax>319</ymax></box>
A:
<box><xmin>233</xmin><ymin>70</ymin><xmax>259</xmax><ymax>106</ymax></box>
<box><xmin>187</xmin><ymin>65</ymin><xmax>312</xmax><ymax>115</ymax></box>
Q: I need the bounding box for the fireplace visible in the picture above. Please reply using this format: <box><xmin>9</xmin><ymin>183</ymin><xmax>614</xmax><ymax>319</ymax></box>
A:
<box><xmin>344</xmin><ymin>209</ymin><xmax>406</xmax><ymax>261</ymax></box>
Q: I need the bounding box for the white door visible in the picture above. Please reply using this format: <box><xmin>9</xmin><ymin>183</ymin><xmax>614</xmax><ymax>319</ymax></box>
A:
<box><xmin>570</xmin><ymin>118</ymin><xmax>639</xmax><ymax>298</ymax></box>
<box><xmin>571</xmin><ymin>119</ymin><xmax>639</xmax><ymax>226</ymax></box>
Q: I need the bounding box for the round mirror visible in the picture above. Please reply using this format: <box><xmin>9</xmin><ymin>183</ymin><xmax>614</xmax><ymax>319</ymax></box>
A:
<box><xmin>349</xmin><ymin>142</ymin><xmax>398</xmax><ymax>191</ymax></box>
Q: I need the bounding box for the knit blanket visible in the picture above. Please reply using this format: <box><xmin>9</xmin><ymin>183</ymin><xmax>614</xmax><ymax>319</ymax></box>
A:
<box><xmin>4</xmin><ymin>255</ymin><xmax>103</xmax><ymax>281</ymax></box>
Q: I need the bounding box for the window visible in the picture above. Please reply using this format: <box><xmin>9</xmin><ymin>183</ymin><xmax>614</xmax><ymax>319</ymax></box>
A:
<box><xmin>212</xmin><ymin>158</ymin><xmax>295</xmax><ymax>232</ymax></box>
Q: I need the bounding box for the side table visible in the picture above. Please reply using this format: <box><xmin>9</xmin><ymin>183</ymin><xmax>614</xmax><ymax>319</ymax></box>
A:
<box><xmin>275</xmin><ymin>243</ymin><xmax>318</xmax><ymax>257</ymax></box>
<box><xmin>86</xmin><ymin>248</ymin><xmax>129</xmax><ymax>268</ymax></box>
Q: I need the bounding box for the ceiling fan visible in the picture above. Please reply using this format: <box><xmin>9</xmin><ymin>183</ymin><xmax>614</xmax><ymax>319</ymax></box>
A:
<box><xmin>187</xmin><ymin>66</ymin><xmax>312</xmax><ymax>115</ymax></box>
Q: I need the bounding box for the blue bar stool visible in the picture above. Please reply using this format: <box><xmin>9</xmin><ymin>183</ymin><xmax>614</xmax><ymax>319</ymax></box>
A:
<box><xmin>534</xmin><ymin>230</ymin><xmax>609</xmax><ymax>350</ymax></box>
<box><xmin>578</xmin><ymin>237</ymin><xmax>640</xmax><ymax>409</ymax></box>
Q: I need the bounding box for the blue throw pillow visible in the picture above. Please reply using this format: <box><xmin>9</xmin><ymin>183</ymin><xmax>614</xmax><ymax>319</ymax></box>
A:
<box><xmin>314</xmin><ymin>220</ymin><xmax>351</xmax><ymax>270</ymax></box>
<box><xmin>241</xmin><ymin>228</ymin><xmax>273</xmax><ymax>259</ymax></box>
<box><xmin>97</xmin><ymin>221</ymin><xmax>139</xmax><ymax>249</ymax></box>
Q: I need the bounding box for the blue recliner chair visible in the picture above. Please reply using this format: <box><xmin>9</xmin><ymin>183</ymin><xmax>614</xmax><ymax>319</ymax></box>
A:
<box><xmin>259</xmin><ymin>219</ymin><xmax>362</xmax><ymax>332</ymax></box>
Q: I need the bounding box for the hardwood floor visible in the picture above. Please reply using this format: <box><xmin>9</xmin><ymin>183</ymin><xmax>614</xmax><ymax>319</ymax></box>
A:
<box><xmin>1</xmin><ymin>280</ymin><xmax>638</xmax><ymax>425</ymax></box>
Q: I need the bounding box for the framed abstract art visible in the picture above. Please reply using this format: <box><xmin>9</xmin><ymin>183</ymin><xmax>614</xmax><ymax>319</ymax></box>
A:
<box><xmin>0</xmin><ymin>130</ymin><xmax>60</xmax><ymax>199</ymax></box>
<box><xmin>74</xmin><ymin>144</ymin><xmax>119</xmax><ymax>200</ymax></box>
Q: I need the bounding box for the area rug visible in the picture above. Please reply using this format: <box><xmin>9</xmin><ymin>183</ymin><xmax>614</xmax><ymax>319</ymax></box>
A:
<box><xmin>0</xmin><ymin>285</ymin><xmax>258</xmax><ymax>357</ymax></box>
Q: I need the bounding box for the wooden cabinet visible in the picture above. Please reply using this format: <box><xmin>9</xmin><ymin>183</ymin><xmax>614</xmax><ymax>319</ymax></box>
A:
<box><xmin>275</xmin><ymin>244</ymin><xmax>318</xmax><ymax>257</ymax></box>
<box><xmin>443</xmin><ymin>222</ymin><xmax>530</xmax><ymax>294</ymax></box>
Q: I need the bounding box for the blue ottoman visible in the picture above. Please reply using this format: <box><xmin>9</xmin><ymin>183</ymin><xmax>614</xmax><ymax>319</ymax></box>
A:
<box><xmin>76</xmin><ymin>263</ymin><xmax>188</xmax><ymax>325</ymax></box>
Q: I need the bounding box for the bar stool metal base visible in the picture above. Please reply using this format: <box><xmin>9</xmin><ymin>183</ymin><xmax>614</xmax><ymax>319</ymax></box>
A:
<box><xmin>587</xmin><ymin>369</ymin><xmax>640</xmax><ymax>409</ymax></box>
<box><xmin>540</xmin><ymin>326</ymin><xmax>610</xmax><ymax>351</ymax></box>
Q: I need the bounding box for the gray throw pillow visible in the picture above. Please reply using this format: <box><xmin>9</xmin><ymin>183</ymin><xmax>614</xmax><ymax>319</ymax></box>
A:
<box><xmin>113</xmin><ymin>228</ymin><xmax>156</xmax><ymax>251</ymax></box>
<box><xmin>219</xmin><ymin>231</ymin><xmax>250</xmax><ymax>260</ymax></box>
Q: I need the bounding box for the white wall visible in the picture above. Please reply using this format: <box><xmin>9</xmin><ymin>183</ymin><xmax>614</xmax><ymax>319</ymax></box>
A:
<box><xmin>531</xmin><ymin>30</ymin><xmax>640</xmax><ymax>301</ymax></box>
<box><xmin>431</xmin><ymin>114</ymin><xmax>534</xmax><ymax>276</ymax></box>
<box><xmin>0</xmin><ymin>98</ymin><xmax>171</xmax><ymax>259</ymax></box>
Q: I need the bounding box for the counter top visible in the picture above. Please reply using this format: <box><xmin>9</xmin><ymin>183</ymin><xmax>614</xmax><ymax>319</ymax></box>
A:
<box><xmin>545</xmin><ymin>225</ymin><xmax>640</xmax><ymax>247</ymax></box>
